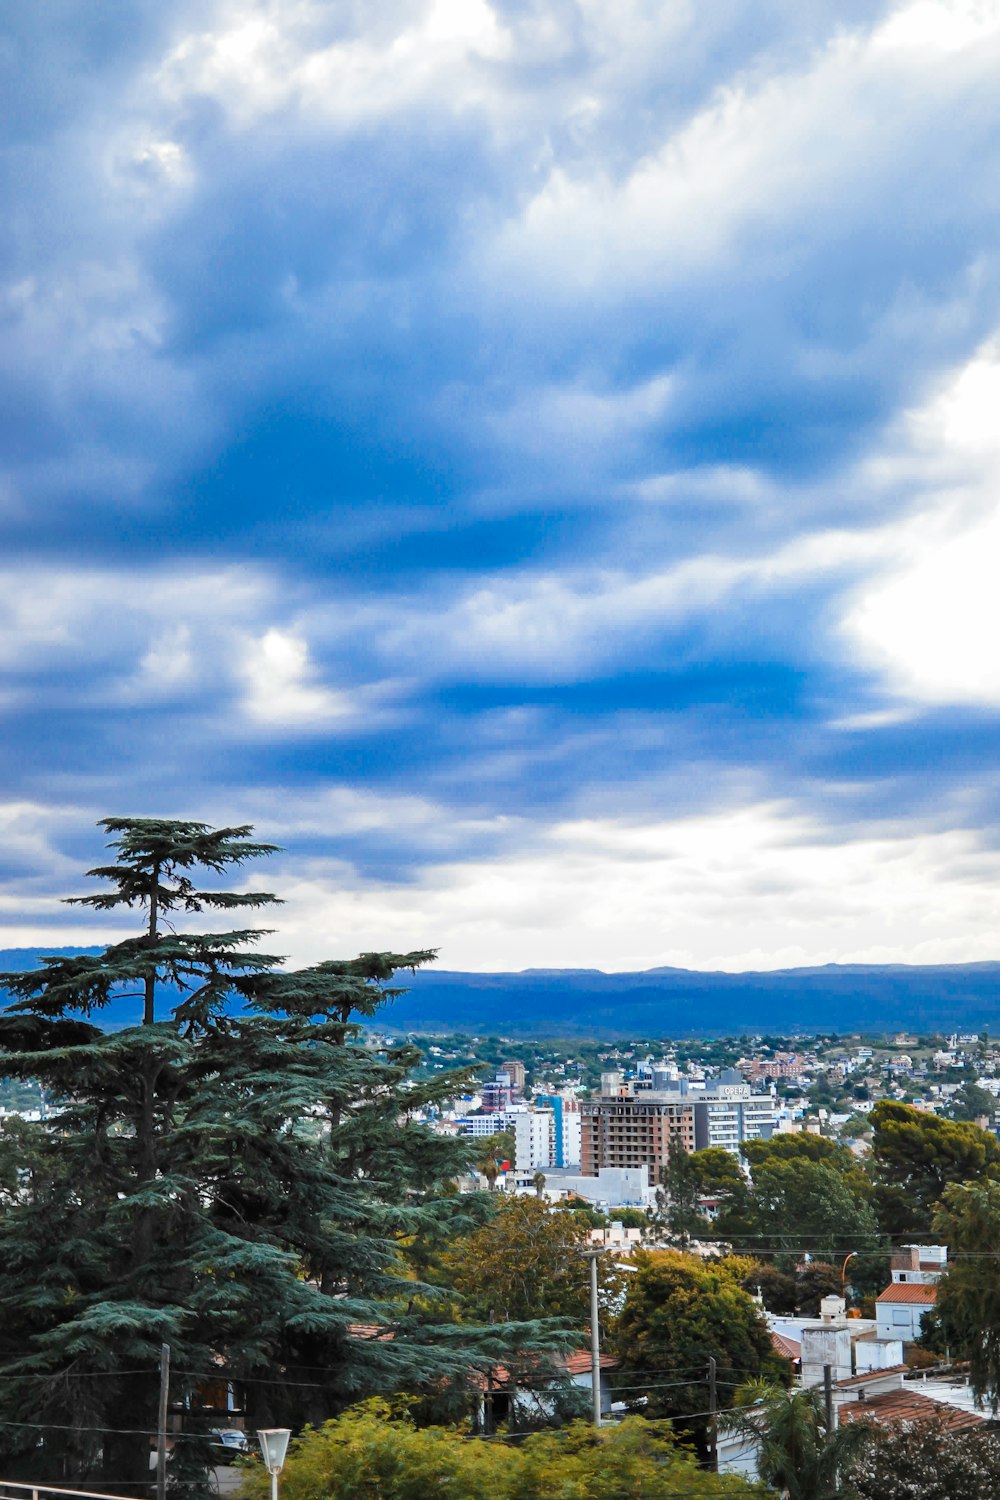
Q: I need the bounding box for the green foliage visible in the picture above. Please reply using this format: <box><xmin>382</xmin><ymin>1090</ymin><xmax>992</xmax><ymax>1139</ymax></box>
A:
<box><xmin>610</xmin><ymin>1207</ymin><xmax>647</xmax><ymax>1229</ymax></box>
<box><xmin>473</xmin><ymin>1132</ymin><xmax>515</xmax><ymax>1189</ymax></box>
<box><xmin>870</xmin><ymin>1101</ymin><xmax>1000</xmax><ymax>1237</ymax></box>
<box><xmin>612</xmin><ymin>1251</ymin><xmax>786</xmax><ymax>1454</ymax></box>
<box><xmin>0</xmin><ymin>819</ymin><xmax>559</xmax><ymax>1489</ymax></box>
<box><xmin>946</xmin><ymin>1081</ymin><xmax>996</xmax><ymax>1123</ymax></box>
<box><xmin>723</xmin><ymin>1381</ymin><xmax>869</xmax><ymax>1500</ymax></box>
<box><xmin>742</xmin><ymin>1134</ymin><xmax>852</xmax><ymax>1169</ymax></box>
<box><xmin>442</xmin><ymin>1195</ymin><xmax>618</xmax><ymax>1328</ymax></box>
<box><xmin>741</xmin><ymin>1262</ymin><xmax>798</xmax><ymax>1315</ymax></box>
<box><xmin>239</xmin><ymin>1401</ymin><xmax>763</xmax><ymax>1500</ymax></box>
<box><xmin>933</xmin><ymin>1179</ymin><xmax>1000</xmax><ymax>1409</ymax></box>
<box><xmin>656</xmin><ymin>1143</ymin><xmax>752</xmax><ymax>1246</ymax></box>
<box><xmin>743</xmin><ymin>1156</ymin><xmax>880</xmax><ymax>1268</ymax></box>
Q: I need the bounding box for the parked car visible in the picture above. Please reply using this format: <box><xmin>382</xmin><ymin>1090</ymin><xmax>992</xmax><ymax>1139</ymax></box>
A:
<box><xmin>211</xmin><ymin>1428</ymin><xmax>250</xmax><ymax>1457</ymax></box>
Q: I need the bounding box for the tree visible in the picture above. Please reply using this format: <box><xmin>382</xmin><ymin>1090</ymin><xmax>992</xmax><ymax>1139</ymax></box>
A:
<box><xmin>613</xmin><ymin>1251</ymin><xmax>787</xmax><ymax>1454</ymax></box>
<box><xmin>473</xmin><ymin>1132</ymin><xmax>514</xmax><ymax>1190</ymax></box>
<box><xmin>239</xmin><ymin>1401</ymin><xmax>763</xmax><ymax>1500</ymax></box>
<box><xmin>932</xmin><ymin>1179</ymin><xmax>1000</xmax><ymax>1409</ymax></box>
<box><xmin>442</xmin><ymin>1195</ymin><xmax>619</xmax><ymax>1327</ymax></box>
<box><xmin>743</xmin><ymin>1156</ymin><xmax>880</xmax><ymax>1269</ymax></box>
<box><xmin>946</xmin><ymin>1081</ymin><xmax>996</xmax><ymax>1124</ymax></box>
<box><xmin>722</xmin><ymin>1381</ymin><xmax>868</xmax><ymax>1500</ymax></box>
<box><xmin>0</xmin><ymin>819</ymin><xmax>553</xmax><ymax>1490</ymax></box>
<box><xmin>656</xmin><ymin>1142</ymin><xmax>752</xmax><ymax>1246</ymax></box>
<box><xmin>846</xmin><ymin>1411</ymin><xmax>1000</xmax><ymax>1500</ymax></box>
<box><xmin>869</xmin><ymin>1100</ymin><xmax>1000</xmax><ymax>1237</ymax></box>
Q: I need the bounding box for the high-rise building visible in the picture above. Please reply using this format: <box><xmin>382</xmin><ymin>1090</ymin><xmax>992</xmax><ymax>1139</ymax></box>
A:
<box><xmin>514</xmin><ymin>1109</ymin><xmax>553</xmax><ymax>1171</ymax></box>
<box><xmin>581</xmin><ymin>1081</ymin><xmax>695</xmax><ymax>1186</ymax></box>
<box><xmin>481</xmin><ymin>1072</ymin><xmax>515</xmax><ymax>1111</ymax></box>
<box><xmin>502</xmin><ymin>1060</ymin><xmax>527</xmax><ymax>1091</ymax></box>
<box><xmin>580</xmin><ymin>1069</ymin><xmax>775</xmax><ymax>1184</ymax></box>
<box><xmin>534</xmin><ymin>1092</ymin><xmax>582</xmax><ymax>1168</ymax></box>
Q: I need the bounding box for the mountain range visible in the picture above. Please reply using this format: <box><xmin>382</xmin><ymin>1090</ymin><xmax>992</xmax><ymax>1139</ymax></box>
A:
<box><xmin>2</xmin><ymin>949</ymin><xmax>1000</xmax><ymax>1037</ymax></box>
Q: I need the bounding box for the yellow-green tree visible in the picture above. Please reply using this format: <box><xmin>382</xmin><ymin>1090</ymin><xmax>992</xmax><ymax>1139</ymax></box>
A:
<box><xmin>442</xmin><ymin>1195</ymin><xmax>619</xmax><ymax>1327</ymax></box>
<box><xmin>238</xmin><ymin>1400</ymin><xmax>765</xmax><ymax>1500</ymax></box>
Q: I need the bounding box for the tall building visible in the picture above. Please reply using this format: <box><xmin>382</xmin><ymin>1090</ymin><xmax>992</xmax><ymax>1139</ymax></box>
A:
<box><xmin>481</xmin><ymin>1071</ymin><xmax>516</xmax><ymax>1111</ymax></box>
<box><xmin>513</xmin><ymin>1109</ymin><xmax>553</xmax><ymax>1171</ymax></box>
<box><xmin>502</xmin><ymin>1060</ymin><xmax>527</xmax><ymax>1091</ymax></box>
<box><xmin>581</xmin><ymin>1077</ymin><xmax>695</xmax><ymax>1186</ymax></box>
<box><xmin>580</xmin><ymin>1069</ymin><xmax>775</xmax><ymax>1184</ymax></box>
<box><xmin>534</xmin><ymin>1092</ymin><xmax>582</xmax><ymax>1168</ymax></box>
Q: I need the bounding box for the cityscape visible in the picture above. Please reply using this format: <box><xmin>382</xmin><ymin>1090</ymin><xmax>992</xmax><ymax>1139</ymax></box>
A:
<box><xmin>5</xmin><ymin>1</ymin><xmax>1000</xmax><ymax>1498</ymax></box>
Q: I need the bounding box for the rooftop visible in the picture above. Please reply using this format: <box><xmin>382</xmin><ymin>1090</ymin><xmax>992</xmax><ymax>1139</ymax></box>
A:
<box><xmin>838</xmin><ymin>1388</ymin><xmax>984</xmax><ymax>1433</ymax></box>
<box><xmin>876</xmin><ymin>1283</ymin><xmax>938</xmax><ymax>1305</ymax></box>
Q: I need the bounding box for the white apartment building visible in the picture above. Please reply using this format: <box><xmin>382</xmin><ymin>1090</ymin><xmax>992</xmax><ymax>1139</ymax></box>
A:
<box><xmin>514</xmin><ymin>1108</ymin><xmax>554</xmax><ymax>1172</ymax></box>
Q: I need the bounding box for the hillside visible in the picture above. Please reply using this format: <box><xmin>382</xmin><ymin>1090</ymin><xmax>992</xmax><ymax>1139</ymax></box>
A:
<box><xmin>2</xmin><ymin>949</ymin><xmax>999</xmax><ymax>1037</ymax></box>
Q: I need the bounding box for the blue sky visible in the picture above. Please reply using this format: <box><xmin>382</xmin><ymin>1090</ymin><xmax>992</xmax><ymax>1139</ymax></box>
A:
<box><xmin>4</xmin><ymin>0</ymin><xmax>1000</xmax><ymax>973</ymax></box>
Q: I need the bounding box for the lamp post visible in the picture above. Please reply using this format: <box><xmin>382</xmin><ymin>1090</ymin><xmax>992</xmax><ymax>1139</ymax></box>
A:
<box><xmin>258</xmin><ymin>1428</ymin><xmax>292</xmax><ymax>1500</ymax></box>
<box><xmin>841</xmin><ymin>1251</ymin><xmax>857</xmax><ymax>1309</ymax></box>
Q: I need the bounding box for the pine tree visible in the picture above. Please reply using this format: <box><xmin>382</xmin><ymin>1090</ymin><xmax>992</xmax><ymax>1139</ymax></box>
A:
<box><xmin>0</xmin><ymin>819</ymin><xmax>551</xmax><ymax>1489</ymax></box>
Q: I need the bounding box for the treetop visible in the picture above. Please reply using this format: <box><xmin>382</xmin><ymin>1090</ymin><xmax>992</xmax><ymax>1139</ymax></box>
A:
<box><xmin>66</xmin><ymin>817</ymin><xmax>282</xmax><ymax>914</ymax></box>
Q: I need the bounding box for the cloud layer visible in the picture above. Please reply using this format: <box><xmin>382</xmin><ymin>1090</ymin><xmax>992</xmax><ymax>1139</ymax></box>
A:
<box><xmin>4</xmin><ymin>0</ymin><xmax>1000</xmax><ymax>971</ymax></box>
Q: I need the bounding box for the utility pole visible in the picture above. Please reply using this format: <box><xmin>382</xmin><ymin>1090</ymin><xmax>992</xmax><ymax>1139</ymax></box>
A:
<box><xmin>707</xmin><ymin>1355</ymin><xmax>717</xmax><ymax>1471</ymax></box>
<box><xmin>582</xmin><ymin>1247</ymin><xmax>607</xmax><ymax>1427</ymax></box>
<box><xmin>156</xmin><ymin>1342</ymin><xmax>170</xmax><ymax>1500</ymax></box>
<box><xmin>824</xmin><ymin>1364</ymin><xmax>834</xmax><ymax>1433</ymax></box>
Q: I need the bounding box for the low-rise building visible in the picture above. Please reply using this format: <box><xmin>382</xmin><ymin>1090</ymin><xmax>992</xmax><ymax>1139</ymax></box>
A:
<box><xmin>875</xmin><ymin>1281</ymin><xmax>938</xmax><ymax>1341</ymax></box>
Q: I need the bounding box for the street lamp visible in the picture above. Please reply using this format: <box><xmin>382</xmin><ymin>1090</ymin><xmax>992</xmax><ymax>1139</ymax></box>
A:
<box><xmin>841</xmin><ymin>1251</ymin><xmax>858</xmax><ymax>1308</ymax></box>
<box><xmin>258</xmin><ymin>1428</ymin><xmax>292</xmax><ymax>1500</ymax></box>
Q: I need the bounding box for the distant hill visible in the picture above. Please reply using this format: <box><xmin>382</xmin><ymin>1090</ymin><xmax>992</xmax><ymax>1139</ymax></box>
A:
<box><xmin>381</xmin><ymin>961</ymin><xmax>1000</xmax><ymax>1037</ymax></box>
<box><xmin>2</xmin><ymin>949</ymin><xmax>999</xmax><ymax>1038</ymax></box>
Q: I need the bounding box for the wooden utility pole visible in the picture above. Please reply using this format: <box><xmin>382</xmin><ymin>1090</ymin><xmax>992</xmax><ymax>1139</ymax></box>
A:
<box><xmin>581</xmin><ymin>1247</ymin><xmax>607</xmax><ymax>1427</ymax></box>
<box><xmin>156</xmin><ymin>1342</ymin><xmax>170</xmax><ymax>1500</ymax></box>
<box><xmin>708</xmin><ymin>1355</ymin><xmax>717</xmax><ymax>1471</ymax></box>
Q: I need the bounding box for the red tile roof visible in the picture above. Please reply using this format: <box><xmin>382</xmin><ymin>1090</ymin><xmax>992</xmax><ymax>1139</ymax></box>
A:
<box><xmin>470</xmin><ymin>1349</ymin><xmax>618</xmax><ymax>1390</ymax></box>
<box><xmin>770</xmin><ymin>1332</ymin><xmax>801</xmax><ymax>1361</ymax></box>
<box><xmin>835</xmin><ymin>1365</ymin><xmax>908</xmax><ymax>1388</ymax></box>
<box><xmin>876</xmin><ymin>1283</ymin><xmax>938</xmax><ymax>1304</ymax></box>
<box><xmin>561</xmin><ymin>1351</ymin><xmax>620</xmax><ymax>1376</ymax></box>
<box><xmin>839</xmin><ymin>1389</ymin><xmax>984</xmax><ymax>1433</ymax></box>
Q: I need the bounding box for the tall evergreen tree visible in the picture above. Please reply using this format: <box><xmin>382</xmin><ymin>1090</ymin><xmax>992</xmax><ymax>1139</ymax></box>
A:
<box><xmin>0</xmin><ymin>819</ymin><xmax>548</xmax><ymax>1489</ymax></box>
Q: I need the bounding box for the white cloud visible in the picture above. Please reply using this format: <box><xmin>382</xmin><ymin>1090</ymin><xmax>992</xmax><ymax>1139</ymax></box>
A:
<box><xmin>845</xmin><ymin>344</ymin><xmax>1000</xmax><ymax>704</ymax></box>
<box><xmin>260</xmin><ymin>801</ymin><xmax>1000</xmax><ymax>971</ymax></box>
<box><xmin>157</xmin><ymin>0</ymin><xmax>509</xmax><ymax>129</ymax></box>
<box><xmin>239</xmin><ymin>627</ymin><xmax>361</xmax><ymax>727</ymax></box>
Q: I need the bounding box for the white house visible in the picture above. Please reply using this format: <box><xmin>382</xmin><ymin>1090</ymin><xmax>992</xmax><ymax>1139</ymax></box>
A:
<box><xmin>875</xmin><ymin>1281</ymin><xmax>937</xmax><ymax>1341</ymax></box>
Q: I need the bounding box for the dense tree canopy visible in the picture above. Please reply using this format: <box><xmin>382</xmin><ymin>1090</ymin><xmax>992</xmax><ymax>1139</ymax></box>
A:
<box><xmin>441</xmin><ymin>1194</ymin><xmax>621</xmax><ymax>1330</ymax></box>
<box><xmin>869</xmin><ymin>1100</ymin><xmax>1000</xmax><ymax>1237</ymax></box>
<box><xmin>0</xmin><ymin>819</ymin><xmax>552</xmax><ymax>1490</ymax></box>
<box><xmin>743</xmin><ymin>1156</ymin><xmax>880</xmax><ymax>1269</ymax></box>
<box><xmin>932</xmin><ymin>1180</ymin><xmax>1000</xmax><ymax>1409</ymax></box>
<box><xmin>241</xmin><ymin>1401</ymin><xmax>763</xmax><ymax>1500</ymax></box>
<box><xmin>656</xmin><ymin>1143</ymin><xmax>753</xmax><ymax>1245</ymax></box>
<box><xmin>613</xmin><ymin>1251</ymin><xmax>786</xmax><ymax>1453</ymax></box>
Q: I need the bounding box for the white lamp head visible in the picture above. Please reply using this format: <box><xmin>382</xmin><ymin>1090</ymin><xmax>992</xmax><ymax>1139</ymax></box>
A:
<box><xmin>258</xmin><ymin>1429</ymin><xmax>292</xmax><ymax>1475</ymax></box>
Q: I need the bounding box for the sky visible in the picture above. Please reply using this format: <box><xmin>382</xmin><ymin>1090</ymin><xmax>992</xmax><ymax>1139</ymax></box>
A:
<box><xmin>4</xmin><ymin>0</ymin><xmax>1000</xmax><ymax>974</ymax></box>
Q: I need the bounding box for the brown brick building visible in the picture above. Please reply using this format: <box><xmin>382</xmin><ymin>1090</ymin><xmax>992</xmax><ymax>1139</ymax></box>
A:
<box><xmin>580</xmin><ymin>1085</ymin><xmax>695</xmax><ymax>1186</ymax></box>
